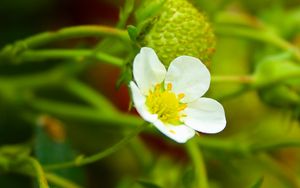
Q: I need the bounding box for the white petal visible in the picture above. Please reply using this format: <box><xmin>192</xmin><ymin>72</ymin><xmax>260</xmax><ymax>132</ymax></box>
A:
<box><xmin>183</xmin><ymin>98</ymin><xmax>226</xmax><ymax>134</ymax></box>
<box><xmin>130</xmin><ymin>81</ymin><xmax>158</xmax><ymax>123</ymax></box>
<box><xmin>152</xmin><ymin>120</ymin><xmax>195</xmax><ymax>143</ymax></box>
<box><xmin>165</xmin><ymin>56</ymin><xmax>210</xmax><ymax>103</ymax></box>
<box><xmin>133</xmin><ymin>47</ymin><xmax>166</xmax><ymax>94</ymax></box>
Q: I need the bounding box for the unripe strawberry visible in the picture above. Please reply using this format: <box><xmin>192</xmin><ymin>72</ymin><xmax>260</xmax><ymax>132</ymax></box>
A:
<box><xmin>138</xmin><ymin>0</ymin><xmax>216</xmax><ymax>66</ymax></box>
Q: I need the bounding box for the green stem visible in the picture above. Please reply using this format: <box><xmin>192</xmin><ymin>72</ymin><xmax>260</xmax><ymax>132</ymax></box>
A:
<box><xmin>215</xmin><ymin>25</ymin><xmax>300</xmax><ymax>61</ymax></box>
<box><xmin>251</xmin><ymin>139</ymin><xmax>300</xmax><ymax>152</ymax></box>
<box><xmin>0</xmin><ymin>25</ymin><xmax>128</xmax><ymax>65</ymax></box>
<box><xmin>18</xmin><ymin>49</ymin><xmax>123</xmax><ymax>67</ymax></box>
<box><xmin>197</xmin><ymin>137</ymin><xmax>249</xmax><ymax>155</ymax></box>
<box><xmin>211</xmin><ymin>75</ymin><xmax>254</xmax><ymax>84</ymax></box>
<box><xmin>253</xmin><ymin>70</ymin><xmax>300</xmax><ymax>88</ymax></box>
<box><xmin>65</xmin><ymin>79</ymin><xmax>117</xmax><ymax>113</ymax></box>
<box><xmin>197</xmin><ymin>136</ymin><xmax>300</xmax><ymax>155</ymax></box>
<box><xmin>45</xmin><ymin>173</ymin><xmax>83</xmax><ymax>188</ymax></box>
<box><xmin>24</xmin><ymin>157</ymin><xmax>49</xmax><ymax>188</ymax></box>
<box><xmin>44</xmin><ymin>125</ymin><xmax>145</xmax><ymax>170</ymax></box>
<box><xmin>0</xmin><ymin>65</ymin><xmax>73</xmax><ymax>89</ymax></box>
<box><xmin>3</xmin><ymin>25</ymin><xmax>127</xmax><ymax>49</ymax></box>
<box><xmin>17</xmin><ymin>167</ymin><xmax>83</xmax><ymax>188</ymax></box>
<box><xmin>28</xmin><ymin>97</ymin><xmax>142</xmax><ymax>129</ymax></box>
<box><xmin>186</xmin><ymin>139</ymin><xmax>209</xmax><ymax>188</ymax></box>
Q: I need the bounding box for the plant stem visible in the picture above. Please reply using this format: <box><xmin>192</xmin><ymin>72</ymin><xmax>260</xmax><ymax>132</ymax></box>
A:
<box><xmin>0</xmin><ymin>25</ymin><xmax>128</xmax><ymax>65</ymax></box>
<box><xmin>211</xmin><ymin>75</ymin><xmax>254</xmax><ymax>84</ymax></box>
<box><xmin>0</xmin><ymin>65</ymin><xmax>71</xmax><ymax>89</ymax></box>
<box><xmin>251</xmin><ymin>139</ymin><xmax>300</xmax><ymax>152</ymax></box>
<box><xmin>65</xmin><ymin>79</ymin><xmax>117</xmax><ymax>113</ymax></box>
<box><xmin>17</xmin><ymin>167</ymin><xmax>83</xmax><ymax>188</ymax></box>
<box><xmin>24</xmin><ymin>157</ymin><xmax>49</xmax><ymax>188</ymax></box>
<box><xmin>215</xmin><ymin>25</ymin><xmax>300</xmax><ymax>61</ymax></box>
<box><xmin>27</xmin><ymin>97</ymin><xmax>142</xmax><ymax>129</ymax></box>
<box><xmin>186</xmin><ymin>139</ymin><xmax>209</xmax><ymax>188</ymax></box>
<box><xmin>3</xmin><ymin>25</ymin><xmax>127</xmax><ymax>49</ymax></box>
<box><xmin>45</xmin><ymin>173</ymin><xmax>83</xmax><ymax>188</ymax></box>
<box><xmin>18</xmin><ymin>49</ymin><xmax>123</xmax><ymax>67</ymax></box>
<box><xmin>197</xmin><ymin>136</ymin><xmax>300</xmax><ymax>155</ymax></box>
<box><xmin>253</xmin><ymin>69</ymin><xmax>300</xmax><ymax>88</ymax></box>
<box><xmin>44</xmin><ymin>125</ymin><xmax>145</xmax><ymax>170</ymax></box>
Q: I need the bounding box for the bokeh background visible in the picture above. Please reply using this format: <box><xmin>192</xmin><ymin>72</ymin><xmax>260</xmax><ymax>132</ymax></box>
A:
<box><xmin>1</xmin><ymin>0</ymin><xmax>300</xmax><ymax>188</ymax></box>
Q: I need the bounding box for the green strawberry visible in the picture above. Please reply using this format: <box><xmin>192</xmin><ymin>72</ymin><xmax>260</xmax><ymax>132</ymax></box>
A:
<box><xmin>138</xmin><ymin>0</ymin><xmax>216</xmax><ymax>66</ymax></box>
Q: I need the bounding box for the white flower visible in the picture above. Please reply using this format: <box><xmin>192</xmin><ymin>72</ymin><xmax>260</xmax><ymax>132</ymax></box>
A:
<box><xmin>130</xmin><ymin>47</ymin><xmax>226</xmax><ymax>143</ymax></box>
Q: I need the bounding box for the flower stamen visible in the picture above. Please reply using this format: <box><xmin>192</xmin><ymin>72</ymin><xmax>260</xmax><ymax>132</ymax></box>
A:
<box><xmin>178</xmin><ymin>93</ymin><xmax>185</xmax><ymax>99</ymax></box>
<box><xmin>145</xmin><ymin>83</ymin><xmax>187</xmax><ymax>124</ymax></box>
<box><xmin>167</xmin><ymin>83</ymin><xmax>172</xmax><ymax>90</ymax></box>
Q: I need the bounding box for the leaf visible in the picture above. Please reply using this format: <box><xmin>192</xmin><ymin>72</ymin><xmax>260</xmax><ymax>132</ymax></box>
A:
<box><xmin>135</xmin><ymin>0</ymin><xmax>165</xmax><ymax>23</ymax></box>
<box><xmin>118</xmin><ymin>0</ymin><xmax>135</xmax><ymax>28</ymax></box>
<box><xmin>254</xmin><ymin>59</ymin><xmax>300</xmax><ymax>88</ymax></box>
<box><xmin>254</xmin><ymin>56</ymin><xmax>300</xmax><ymax>107</ymax></box>
<box><xmin>127</xmin><ymin>25</ymin><xmax>138</xmax><ymax>42</ymax></box>
<box><xmin>250</xmin><ymin>177</ymin><xmax>264</xmax><ymax>188</ymax></box>
<box><xmin>34</xmin><ymin>117</ymin><xmax>85</xmax><ymax>186</ymax></box>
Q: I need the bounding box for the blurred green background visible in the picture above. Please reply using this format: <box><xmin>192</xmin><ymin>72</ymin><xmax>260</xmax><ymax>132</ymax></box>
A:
<box><xmin>1</xmin><ymin>0</ymin><xmax>300</xmax><ymax>188</ymax></box>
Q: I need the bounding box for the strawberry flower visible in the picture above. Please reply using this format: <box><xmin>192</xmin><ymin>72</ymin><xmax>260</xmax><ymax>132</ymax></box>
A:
<box><xmin>130</xmin><ymin>47</ymin><xmax>226</xmax><ymax>143</ymax></box>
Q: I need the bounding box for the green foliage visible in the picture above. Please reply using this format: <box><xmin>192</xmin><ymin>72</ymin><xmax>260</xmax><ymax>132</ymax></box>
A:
<box><xmin>1</xmin><ymin>0</ymin><xmax>300</xmax><ymax>188</ymax></box>
<box><xmin>254</xmin><ymin>55</ymin><xmax>300</xmax><ymax>107</ymax></box>
<box><xmin>35</xmin><ymin>124</ymin><xmax>85</xmax><ymax>187</ymax></box>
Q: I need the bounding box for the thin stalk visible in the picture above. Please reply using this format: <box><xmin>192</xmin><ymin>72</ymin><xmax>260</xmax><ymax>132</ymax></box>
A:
<box><xmin>197</xmin><ymin>136</ymin><xmax>300</xmax><ymax>155</ymax></box>
<box><xmin>211</xmin><ymin>75</ymin><xmax>254</xmax><ymax>84</ymax></box>
<box><xmin>16</xmin><ymin>167</ymin><xmax>82</xmax><ymax>188</ymax></box>
<box><xmin>0</xmin><ymin>25</ymin><xmax>128</xmax><ymax>65</ymax></box>
<box><xmin>2</xmin><ymin>25</ymin><xmax>127</xmax><ymax>50</ymax></box>
<box><xmin>24</xmin><ymin>157</ymin><xmax>49</xmax><ymax>188</ymax></box>
<box><xmin>186</xmin><ymin>139</ymin><xmax>209</xmax><ymax>188</ymax></box>
<box><xmin>44</xmin><ymin>125</ymin><xmax>145</xmax><ymax>170</ymax></box>
<box><xmin>253</xmin><ymin>70</ymin><xmax>300</xmax><ymax>88</ymax></box>
<box><xmin>45</xmin><ymin>173</ymin><xmax>83</xmax><ymax>188</ymax></box>
<box><xmin>251</xmin><ymin>139</ymin><xmax>300</xmax><ymax>152</ymax></box>
<box><xmin>0</xmin><ymin>66</ymin><xmax>70</xmax><ymax>89</ymax></box>
<box><xmin>28</xmin><ymin>98</ymin><xmax>142</xmax><ymax>129</ymax></box>
<box><xmin>18</xmin><ymin>49</ymin><xmax>123</xmax><ymax>67</ymax></box>
<box><xmin>65</xmin><ymin>79</ymin><xmax>117</xmax><ymax>113</ymax></box>
<box><xmin>215</xmin><ymin>25</ymin><xmax>300</xmax><ymax>61</ymax></box>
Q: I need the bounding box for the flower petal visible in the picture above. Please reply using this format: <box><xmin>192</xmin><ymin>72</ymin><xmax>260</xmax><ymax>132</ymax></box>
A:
<box><xmin>130</xmin><ymin>81</ymin><xmax>158</xmax><ymax>123</ymax></box>
<box><xmin>133</xmin><ymin>47</ymin><xmax>166</xmax><ymax>94</ymax></box>
<box><xmin>165</xmin><ymin>56</ymin><xmax>210</xmax><ymax>103</ymax></box>
<box><xmin>152</xmin><ymin>120</ymin><xmax>195</xmax><ymax>143</ymax></box>
<box><xmin>183</xmin><ymin>97</ymin><xmax>226</xmax><ymax>133</ymax></box>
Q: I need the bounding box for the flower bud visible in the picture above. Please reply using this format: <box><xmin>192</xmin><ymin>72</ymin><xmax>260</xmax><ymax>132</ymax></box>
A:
<box><xmin>138</xmin><ymin>0</ymin><xmax>216</xmax><ymax>66</ymax></box>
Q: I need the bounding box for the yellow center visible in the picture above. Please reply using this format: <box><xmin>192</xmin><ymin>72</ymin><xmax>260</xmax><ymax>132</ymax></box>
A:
<box><xmin>145</xmin><ymin>83</ymin><xmax>187</xmax><ymax>125</ymax></box>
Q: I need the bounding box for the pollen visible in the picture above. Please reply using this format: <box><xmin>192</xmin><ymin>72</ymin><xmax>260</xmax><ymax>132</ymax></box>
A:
<box><xmin>145</xmin><ymin>83</ymin><xmax>187</xmax><ymax>124</ymax></box>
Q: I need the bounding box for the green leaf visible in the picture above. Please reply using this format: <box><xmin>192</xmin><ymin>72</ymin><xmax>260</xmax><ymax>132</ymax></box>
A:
<box><xmin>118</xmin><ymin>0</ymin><xmax>135</xmax><ymax>28</ymax></box>
<box><xmin>127</xmin><ymin>25</ymin><xmax>138</xmax><ymax>42</ymax></box>
<box><xmin>254</xmin><ymin>59</ymin><xmax>300</xmax><ymax>88</ymax></box>
<box><xmin>135</xmin><ymin>0</ymin><xmax>165</xmax><ymax>23</ymax></box>
<box><xmin>250</xmin><ymin>177</ymin><xmax>264</xmax><ymax>188</ymax></box>
<box><xmin>254</xmin><ymin>56</ymin><xmax>300</xmax><ymax>107</ymax></box>
<box><xmin>34</xmin><ymin>122</ymin><xmax>85</xmax><ymax>186</ymax></box>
